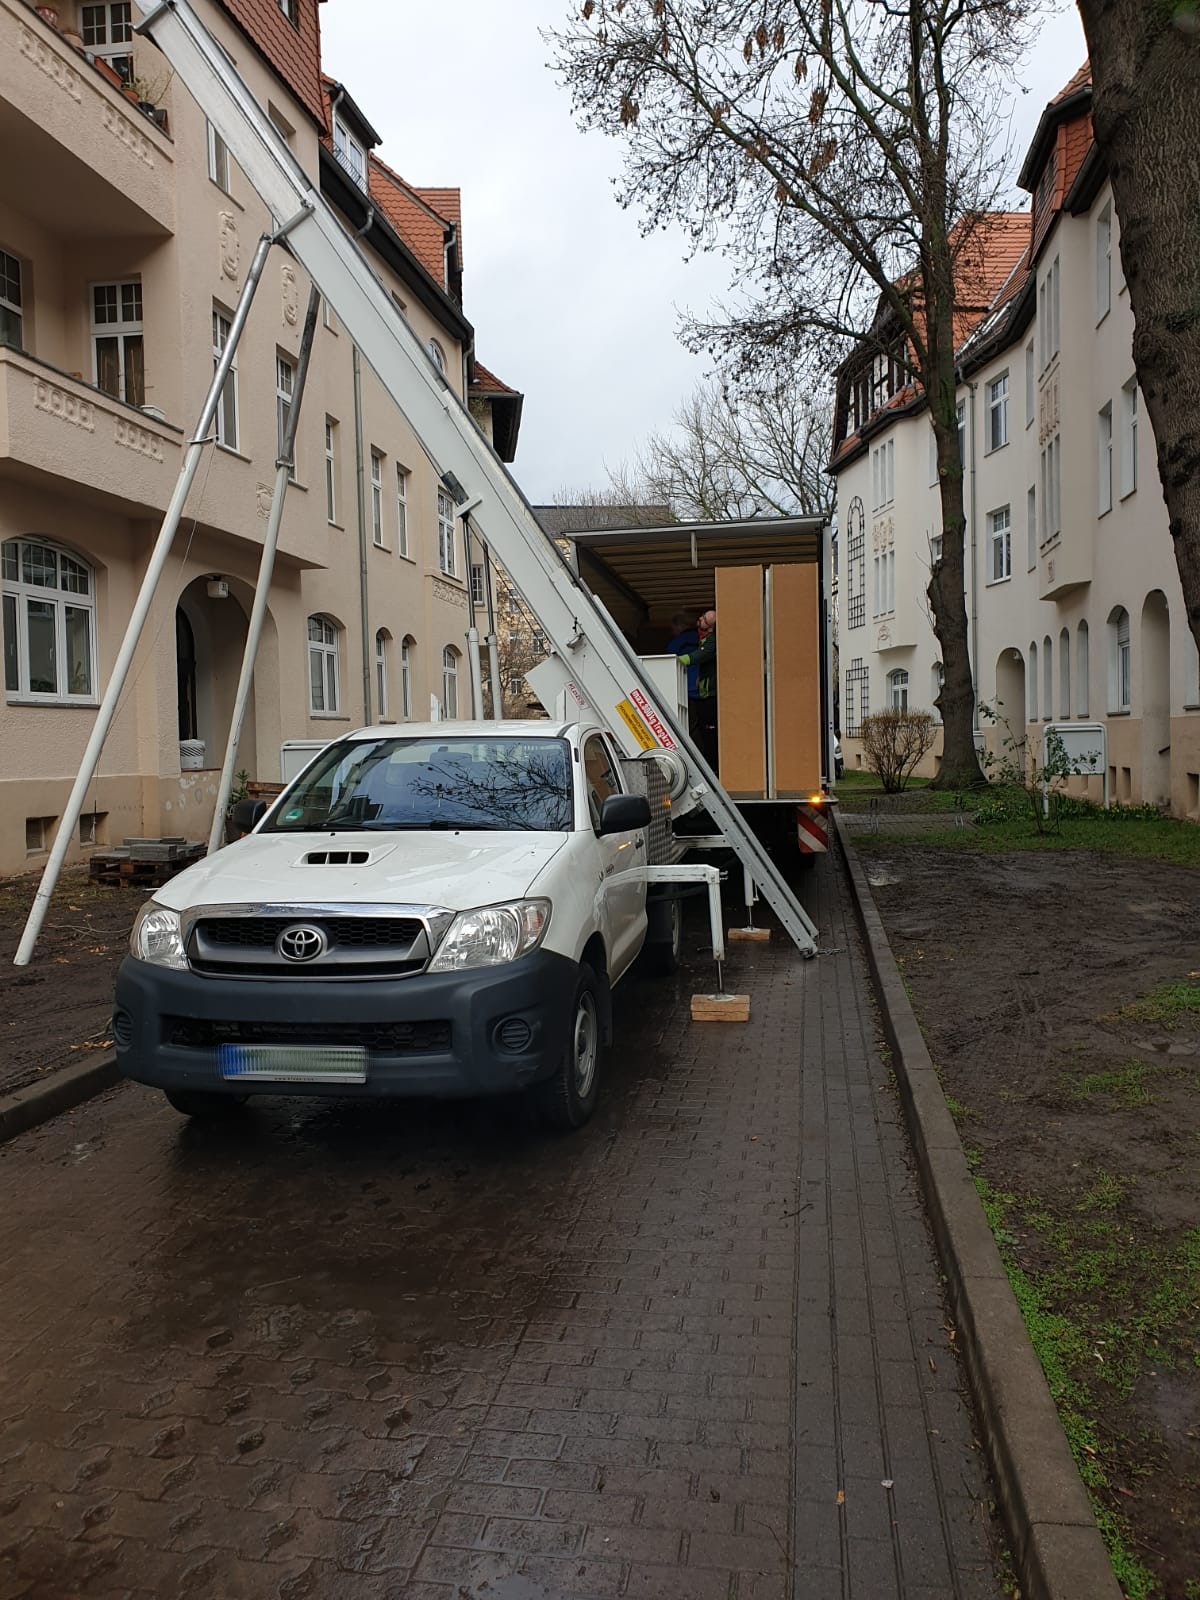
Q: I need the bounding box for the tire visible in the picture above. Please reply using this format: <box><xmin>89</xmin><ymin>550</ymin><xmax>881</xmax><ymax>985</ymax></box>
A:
<box><xmin>165</xmin><ymin>1090</ymin><xmax>249</xmax><ymax>1119</ymax></box>
<box><xmin>640</xmin><ymin>896</ymin><xmax>682</xmax><ymax>975</ymax></box>
<box><xmin>534</xmin><ymin>964</ymin><xmax>603</xmax><ymax>1131</ymax></box>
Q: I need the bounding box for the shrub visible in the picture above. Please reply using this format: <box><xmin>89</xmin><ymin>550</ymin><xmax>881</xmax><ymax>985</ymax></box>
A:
<box><xmin>859</xmin><ymin>709</ymin><xmax>937</xmax><ymax>793</ymax></box>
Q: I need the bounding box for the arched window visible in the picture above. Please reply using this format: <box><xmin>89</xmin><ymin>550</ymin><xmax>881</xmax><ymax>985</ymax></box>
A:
<box><xmin>375</xmin><ymin>629</ymin><xmax>390</xmax><ymax>720</ymax></box>
<box><xmin>441</xmin><ymin>645</ymin><xmax>459</xmax><ymax>719</ymax></box>
<box><xmin>401</xmin><ymin>635</ymin><xmax>414</xmax><ymax>720</ymax></box>
<box><xmin>1076</xmin><ymin>621</ymin><xmax>1090</xmax><ymax>716</ymax></box>
<box><xmin>427</xmin><ymin>339</ymin><xmax>446</xmax><ymax>374</ymax></box>
<box><xmin>1043</xmin><ymin>635</ymin><xmax>1053</xmax><ymax>723</ymax></box>
<box><xmin>887</xmin><ymin>668</ymin><xmax>909</xmax><ymax>711</ymax></box>
<box><xmin>1109</xmin><ymin>606</ymin><xmax>1131</xmax><ymax>712</ymax></box>
<box><xmin>2</xmin><ymin>538</ymin><xmax>96</xmax><ymax>701</ymax></box>
<box><xmin>307</xmin><ymin>614</ymin><xmax>340</xmax><ymax>713</ymax></box>
<box><xmin>1028</xmin><ymin>642</ymin><xmax>1039</xmax><ymax>722</ymax></box>
<box><xmin>931</xmin><ymin>662</ymin><xmax>944</xmax><ymax>723</ymax></box>
<box><xmin>1059</xmin><ymin>627</ymin><xmax>1071</xmax><ymax>720</ymax></box>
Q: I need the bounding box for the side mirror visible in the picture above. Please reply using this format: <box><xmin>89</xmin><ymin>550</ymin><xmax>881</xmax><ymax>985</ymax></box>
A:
<box><xmin>231</xmin><ymin>797</ymin><xmax>267</xmax><ymax>835</ymax></box>
<box><xmin>597</xmin><ymin>793</ymin><xmax>651</xmax><ymax>836</ymax></box>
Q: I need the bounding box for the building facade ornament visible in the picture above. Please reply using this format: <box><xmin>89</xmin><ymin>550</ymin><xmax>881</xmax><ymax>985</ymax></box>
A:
<box><xmin>113</xmin><ymin>417</ymin><xmax>163</xmax><ymax>461</ymax></box>
<box><xmin>218</xmin><ymin>210</ymin><xmax>240</xmax><ymax>282</ymax></box>
<box><xmin>19</xmin><ymin>24</ymin><xmax>82</xmax><ymax>104</ymax></box>
<box><xmin>33</xmin><ymin>379</ymin><xmax>95</xmax><ymax>432</ymax></box>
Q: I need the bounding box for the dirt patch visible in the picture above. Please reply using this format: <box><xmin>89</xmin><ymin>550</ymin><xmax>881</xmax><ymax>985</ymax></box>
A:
<box><xmin>0</xmin><ymin>868</ymin><xmax>142</xmax><ymax>1098</ymax></box>
<box><xmin>868</xmin><ymin>845</ymin><xmax>1200</xmax><ymax>1600</ymax></box>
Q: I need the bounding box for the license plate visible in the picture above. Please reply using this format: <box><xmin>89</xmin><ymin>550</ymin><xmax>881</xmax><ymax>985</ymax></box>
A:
<box><xmin>217</xmin><ymin>1044</ymin><xmax>367</xmax><ymax>1083</ymax></box>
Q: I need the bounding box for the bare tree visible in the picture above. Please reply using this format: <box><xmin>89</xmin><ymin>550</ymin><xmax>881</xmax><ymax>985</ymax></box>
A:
<box><xmin>550</xmin><ymin>0</ymin><xmax>1037</xmax><ymax>786</ymax></box>
<box><xmin>1077</xmin><ymin>10</ymin><xmax>1200</xmax><ymax>657</ymax></box>
<box><xmin>635</xmin><ymin>370</ymin><xmax>833</xmax><ymax>520</ymax></box>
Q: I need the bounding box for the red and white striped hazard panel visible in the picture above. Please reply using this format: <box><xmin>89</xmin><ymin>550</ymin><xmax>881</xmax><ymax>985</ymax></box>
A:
<box><xmin>796</xmin><ymin>803</ymin><xmax>829</xmax><ymax>854</ymax></box>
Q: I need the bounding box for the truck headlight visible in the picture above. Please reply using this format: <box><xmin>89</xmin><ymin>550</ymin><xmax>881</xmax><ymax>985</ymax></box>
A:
<box><xmin>130</xmin><ymin>901</ymin><xmax>188</xmax><ymax>970</ymax></box>
<box><xmin>428</xmin><ymin>899</ymin><xmax>550</xmax><ymax>973</ymax></box>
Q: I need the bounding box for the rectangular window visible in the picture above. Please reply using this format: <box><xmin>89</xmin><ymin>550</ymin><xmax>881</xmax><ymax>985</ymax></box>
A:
<box><xmin>1026</xmin><ymin>485</ymin><xmax>1037</xmax><ymax>571</ymax></box>
<box><xmin>276</xmin><ymin>353</ymin><xmax>295</xmax><ymax>478</ymax></box>
<box><xmin>846</xmin><ymin>516</ymin><xmax>866</xmax><ymax>631</ymax></box>
<box><xmin>1039</xmin><ymin>257</ymin><xmax>1061</xmax><ymax>370</ymax></box>
<box><xmin>0</xmin><ymin>249</ymin><xmax>23</xmax><ymax>351</ymax></box>
<box><xmin>870</xmin><ymin>440</ymin><xmax>895</xmax><ymax>511</ymax></box>
<box><xmin>395</xmin><ymin>465</ymin><xmax>409</xmax><ymax>556</ymax></box>
<box><xmin>986</xmin><ymin>373</ymin><xmax>1009</xmax><ymax>452</ymax></box>
<box><xmin>370</xmin><ymin>448</ymin><xmax>384</xmax><ymax>546</ymax></box>
<box><xmin>1025</xmin><ymin>340</ymin><xmax>1035</xmax><ymax>427</ymax></box>
<box><xmin>333</xmin><ymin>117</ymin><xmax>367</xmax><ymax>191</ymax></box>
<box><xmin>988</xmin><ymin>506</ymin><xmax>1012</xmax><ymax>582</ymax></box>
<box><xmin>470</xmin><ymin>564</ymin><xmax>485</xmax><ymax>607</ymax></box>
<box><xmin>845</xmin><ymin>658</ymin><xmax>869</xmax><ymax>737</ymax></box>
<box><xmin>93</xmin><ymin>280</ymin><xmax>145</xmax><ymax>407</ymax></box>
<box><xmin>307</xmin><ymin>616</ymin><xmax>339</xmax><ymax>714</ymax></box>
<box><xmin>324</xmin><ymin>417</ymin><xmax>337</xmax><ymax>523</ymax></box>
<box><xmin>437</xmin><ymin>487</ymin><xmax>457</xmax><ymax>576</ymax></box>
<box><xmin>401</xmin><ymin>639</ymin><xmax>412</xmax><ymax>719</ymax></box>
<box><xmin>1096</xmin><ymin>204</ymin><xmax>1112</xmax><ymax>323</ymax></box>
<box><xmin>1117</xmin><ymin>611</ymin><xmax>1131</xmax><ymax>711</ymax></box>
<box><xmin>2</xmin><ymin>539</ymin><xmax>96</xmax><ymax>701</ymax></box>
<box><xmin>1120</xmin><ymin>379</ymin><xmax>1138</xmax><ymax>498</ymax></box>
<box><xmin>375</xmin><ymin>633</ymin><xmax>388</xmax><ymax>719</ymax></box>
<box><xmin>1098</xmin><ymin>402</ymin><xmax>1113</xmax><ymax>516</ymax></box>
<box><xmin>206</xmin><ymin>120</ymin><xmax>231</xmax><ymax>193</ymax></box>
<box><xmin>82</xmin><ymin>2</ymin><xmax>133</xmax><ymax>83</ymax></box>
<box><xmin>212</xmin><ymin>305</ymin><xmax>237</xmax><ymax>449</ymax></box>
<box><xmin>1040</xmin><ymin>436</ymin><xmax>1062</xmax><ymax>541</ymax></box>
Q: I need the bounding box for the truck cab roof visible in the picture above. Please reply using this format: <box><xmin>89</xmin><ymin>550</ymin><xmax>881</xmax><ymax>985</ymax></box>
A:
<box><xmin>339</xmin><ymin>720</ymin><xmax>577</xmax><ymax>742</ymax></box>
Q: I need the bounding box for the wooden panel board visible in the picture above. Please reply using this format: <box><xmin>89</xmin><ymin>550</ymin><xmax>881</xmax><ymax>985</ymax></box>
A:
<box><xmin>769</xmin><ymin>563</ymin><xmax>821</xmax><ymax>797</ymax></box>
<box><xmin>715</xmin><ymin>565</ymin><xmax>765</xmax><ymax>797</ymax></box>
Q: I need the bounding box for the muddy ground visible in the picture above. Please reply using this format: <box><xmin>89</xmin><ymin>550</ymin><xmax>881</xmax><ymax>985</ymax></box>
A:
<box><xmin>0</xmin><ymin>868</ymin><xmax>139</xmax><ymax>1098</ymax></box>
<box><xmin>867</xmin><ymin>845</ymin><xmax>1200</xmax><ymax>1600</ymax></box>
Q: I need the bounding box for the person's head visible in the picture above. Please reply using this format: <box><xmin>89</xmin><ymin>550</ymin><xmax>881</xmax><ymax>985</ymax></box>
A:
<box><xmin>670</xmin><ymin>611</ymin><xmax>692</xmax><ymax>635</ymax></box>
<box><xmin>697</xmin><ymin>609</ymin><xmax>716</xmax><ymax>637</ymax></box>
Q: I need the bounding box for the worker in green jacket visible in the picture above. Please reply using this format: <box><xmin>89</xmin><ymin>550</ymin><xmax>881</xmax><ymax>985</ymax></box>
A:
<box><xmin>678</xmin><ymin>609</ymin><xmax>717</xmax><ymax>767</ymax></box>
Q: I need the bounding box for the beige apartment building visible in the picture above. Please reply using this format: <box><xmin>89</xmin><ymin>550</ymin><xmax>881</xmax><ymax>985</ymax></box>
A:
<box><xmin>0</xmin><ymin>0</ymin><xmax>523</xmax><ymax>876</ymax></box>
<box><xmin>830</xmin><ymin>67</ymin><xmax>1200</xmax><ymax>815</ymax></box>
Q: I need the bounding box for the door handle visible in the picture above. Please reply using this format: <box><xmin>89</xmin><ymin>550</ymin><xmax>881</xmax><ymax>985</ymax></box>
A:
<box><xmin>635</xmin><ymin>837</ymin><xmax>646</xmax><ymax>850</ymax></box>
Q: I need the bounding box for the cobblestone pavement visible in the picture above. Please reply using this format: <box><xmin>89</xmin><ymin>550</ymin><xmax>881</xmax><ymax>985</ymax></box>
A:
<box><xmin>0</xmin><ymin>851</ymin><xmax>1001</xmax><ymax>1599</ymax></box>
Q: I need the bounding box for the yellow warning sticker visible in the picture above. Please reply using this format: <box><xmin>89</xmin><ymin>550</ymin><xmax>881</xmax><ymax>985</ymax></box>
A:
<box><xmin>615</xmin><ymin>698</ymin><xmax>656</xmax><ymax>750</ymax></box>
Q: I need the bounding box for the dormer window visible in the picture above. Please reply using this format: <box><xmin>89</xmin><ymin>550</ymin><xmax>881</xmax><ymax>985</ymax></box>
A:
<box><xmin>333</xmin><ymin>116</ymin><xmax>367</xmax><ymax>192</ymax></box>
<box><xmin>278</xmin><ymin>0</ymin><xmax>299</xmax><ymax>27</ymax></box>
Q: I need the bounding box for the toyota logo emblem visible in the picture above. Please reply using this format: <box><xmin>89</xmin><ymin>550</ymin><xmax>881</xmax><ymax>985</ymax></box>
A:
<box><xmin>277</xmin><ymin>924</ymin><xmax>327</xmax><ymax>963</ymax></box>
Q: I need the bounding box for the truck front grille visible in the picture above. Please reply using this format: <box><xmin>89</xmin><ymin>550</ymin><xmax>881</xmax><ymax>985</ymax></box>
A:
<box><xmin>166</xmin><ymin>1017</ymin><xmax>451</xmax><ymax>1054</ymax></box>
<box><xmin>188</xmin><ymin>914</ymin><xmax>431</xmax><ymax>979</ymax></box>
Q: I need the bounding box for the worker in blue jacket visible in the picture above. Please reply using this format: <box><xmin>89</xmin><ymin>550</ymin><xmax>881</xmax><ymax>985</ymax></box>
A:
<box><xmin>677</xmin><ymin>609</ymin><xmax>717</xmax><ymax>768</ymax></box>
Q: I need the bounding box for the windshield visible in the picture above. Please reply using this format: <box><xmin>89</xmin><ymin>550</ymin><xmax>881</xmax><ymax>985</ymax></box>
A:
<box><xmin>264</xmin><ymin>736</ymin><xmax>575</xmax><ymax>833</ymax></box>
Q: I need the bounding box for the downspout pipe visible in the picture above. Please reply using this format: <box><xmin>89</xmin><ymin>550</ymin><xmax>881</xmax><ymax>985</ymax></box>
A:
<box><xmin>963</xmin><ymin>371</ymin><xmax>980</xmax><ymax>732</ymax></box>
<box><xmin>350</xmin><ymin>195</ymin><xmax>376</xmax><ymax>726</ymax></box>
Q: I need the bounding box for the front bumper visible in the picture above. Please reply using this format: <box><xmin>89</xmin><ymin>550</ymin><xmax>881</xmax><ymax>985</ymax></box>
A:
<box><xmin>113</xmin><ymin>950</ymin><xmax>578</xmax><ymax>1099</ymax></box>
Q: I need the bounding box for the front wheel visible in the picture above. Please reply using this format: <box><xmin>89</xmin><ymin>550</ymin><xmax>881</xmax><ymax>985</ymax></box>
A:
<box><xmin>534</xmin><ymin>964</ymin><xmax>603</xmax><ymax>1130</ymax></box>
<box><xmin>165</xmin><ymin>1090</ymin><xmax>249</xmax><ymax>1119</ymax></box>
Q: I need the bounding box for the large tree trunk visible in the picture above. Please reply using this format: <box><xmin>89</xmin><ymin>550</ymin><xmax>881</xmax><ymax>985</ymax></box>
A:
<box><xmin>1078</xmin><ymin>0</ymin><xmax>1200</xmax><ymax>655</ymax></box>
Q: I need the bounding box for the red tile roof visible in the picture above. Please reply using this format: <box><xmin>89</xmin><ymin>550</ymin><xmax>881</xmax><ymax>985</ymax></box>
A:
<box><xmin>470</xmin><ymin>362</ymin><xmax>518</xmax><ymax>397</ymax></box>
<box><xmin>217</xmin><ymin>0</ymin><xmax>326</xmax><ymax>131</ymax></box>
<box><xmin>1053</xmin><ymin>62</ymin><xmax>1092</xmax><ymax>102</ymax></box>
<box><xmin>367</xmin><ymin>155</ymin><xmax>458</xmax><ymax>287</ymax></box>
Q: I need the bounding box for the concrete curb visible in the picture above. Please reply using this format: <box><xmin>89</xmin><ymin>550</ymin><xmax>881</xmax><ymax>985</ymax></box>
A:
<box><xmin>832</xmin><ymin>813</ymin><xmax>1122</xmax><ymax>1600</ymax></box>
<box><xmin>0</xmin><ymin>1053</ymin><xmax>120</xmax><ymax>1146</ymax></box>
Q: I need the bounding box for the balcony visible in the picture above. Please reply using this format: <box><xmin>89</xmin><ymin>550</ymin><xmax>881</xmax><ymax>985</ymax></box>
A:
<box><xmin>1</xmin><ymin>0</ymin><xmax>174</xmax><ymax>239</ymax></box>
<box><xmin>0</xmin><ymin>346</ymin><xmax>181</xmax><ymax>514</ymax></box>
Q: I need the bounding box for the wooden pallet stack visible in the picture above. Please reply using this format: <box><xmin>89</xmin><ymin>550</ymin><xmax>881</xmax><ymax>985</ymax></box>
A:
<box><xmin>88</xmin><ymin>839</ymin><xmax>206</xmax><ymax>889</ymax></box>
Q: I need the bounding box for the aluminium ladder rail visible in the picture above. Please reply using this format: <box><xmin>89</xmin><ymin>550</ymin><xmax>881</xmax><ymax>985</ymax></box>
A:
<box><xmin>134</xmin><ymin>0</ymin><xmax>820</xmax><ymax>958</ymax></box>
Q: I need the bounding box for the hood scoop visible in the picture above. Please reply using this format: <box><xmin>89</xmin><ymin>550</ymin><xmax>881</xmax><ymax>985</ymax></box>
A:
<box><xmin>303</xmin><ymin>849</ymin><xmax>371</xmax><ymax>866</ymax></box>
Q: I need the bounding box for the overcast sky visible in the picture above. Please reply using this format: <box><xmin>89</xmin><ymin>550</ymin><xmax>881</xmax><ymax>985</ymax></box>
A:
<box><xmin>320</xmin><ymin>4</ymin><xmax>1088</xmax><ymax>504</ymax></box>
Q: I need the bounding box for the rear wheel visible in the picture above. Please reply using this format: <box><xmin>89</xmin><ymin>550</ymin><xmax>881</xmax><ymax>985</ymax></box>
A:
<box><xmin>535</xmin><ymin>964</ymin><xmax>603</xmax><ymax>1130</ymax></box>
<box><xmin>165</xmin><ymin>1090</ymin><xmax>249</xmax><ymax>1119</ymax></box>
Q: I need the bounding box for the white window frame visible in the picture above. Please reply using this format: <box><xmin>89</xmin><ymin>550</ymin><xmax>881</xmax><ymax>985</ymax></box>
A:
<box><xmin>1120</xmin><ymin>379</ymin><xmax>1138</xmax><ymax>499</ymax></box>
<box><xmin>1039</xmin><ymin>256</ymin><xmax>1061</xmax><ymax>372</ymax></box>
<box><xmin>401</xmin><ymin>637</ymin><xmax>413</xmax><ymax>720</ymax></box>
<box><xmin>1029</xmin><ymin>642</ymin><xmax>1039</xmax><ymax>722</ymax></box>
<box><xmin>1076</xmin><ymin>622</ymin><xmax>1090</xmax><ymax>717</ymax></box>
<box><xmin>1026</xmin><ymin>485</ymin><xmax>1037</xmax><ymax>571</ymax></box>
<box><xmin>81</xmin><ymin>2</ymin><xmax>134</xmax><ymax>83</ymax></box>
<box><xmin>887</xmin><ymin>668</ymin><xmax>909</xmax><ymax>711</ymax></box>
<box><xmin>2</xmin><ymin>538</ymin><xmax>97</xmax><ymax>704</ymax></box>
<box><xmin>1108</xmin><ymin>608</ymin><xmax>1131</xmax><ymax>713</ymax></box>
<box><xmin>986</xmin><ymin>372</ymin><xmax>1009</xmax><ymax>452</ymax></box>
<box><xmin>1096</xmin><ymin>204</ymin><xmax>1112</xmax><ymax>324</ymax></box>
<box><xmin>437</xmin><ymin>488</ymin><xmax>458</xmax><ymax>577</ymax></box>
<box><xmin>1040</xmin><ymin>436</ymin><xmax>1061</xmax><ymax>542</ymax></box>
<box><xmin>428</xmin><ymin>339</ymin><xmax>446</xmax><ymax>375</ymax></box>
<box><xmin>1098</xmin><ymin>402</ymin><xmax>1113</xmax><ymax>517</ymax></box>
<box><xmin>375</xmin><ymin>630</ymin><xmax>389</xmax><ymax>719</ymax></box>
<box><xmin>0</xmin><ymin>248</ymin><xmax>23</xmax><ymax>352</ymax></box>
<box><xmin>278</xmin><ymin>0</ymin><xmax>299</xmax><ymax>24</ymax></box>
<box><xmin>1024</xmin><ymin>340</ymin><xmax>1035</xmax><ymax>428</ymax></box>
<box><xmin>93</xmin><ymin>279</ymin><xmax>145</xmax><ymax>407</ymax></box>
<box><xmin>324</xmin><ymin>417</ymin><xmax>337</xmax><ymax>524</ymax></box>
<box><xmin>1059</xmin><ymin>627</ymin><xmax>1071</xmax><ymax>719</ymax></box>
<box><xmin>470</xmin><ymin>564</ymin><xmax>485</xmax><ymax>607</ymax></box>
<box><xmin>212</xmin><ymin>304</ymin><xmax>238</xmax><ymax>450</ymax></box>
<box><xmin>441</xmin><ymin>645</ymin><xmax>459</xmax><ymax>719</ymax></box>
<box><xmin>276</xmin><ymin>352</ymin><xmax>296</xmax><ymax>480</ymax></box>
<box><xmin>370</xmin><ymin>448</ymin><xmax>385</xmax><ymax>547</ymax></box>
<box><xmin>307</xmin><ymin>615</ymin><xmax>340</xmax><ymax>714</ymax></box>
<box><xmin>206</xmin><ymin>119</ymin><xmax>231</xmax><ymax>194</ymax></box>
<box><xmin>1043</xmin><ymin>636</ymin><xmax>1053</xmax><ymax>722</ymax></box>
<box><xmin>395</xmin><ymin>464</ymin><xmax>409</xmax><ymax>557</ymax></box>
<box><xmin>332</xmin><ymin>117</ymin><xmax>367</xmax><ymax>191</ymax></box>
<box><xmin>988</xmin><ymin>505</ymin><xmax>1012</xmax><ymax>583</ymax></box>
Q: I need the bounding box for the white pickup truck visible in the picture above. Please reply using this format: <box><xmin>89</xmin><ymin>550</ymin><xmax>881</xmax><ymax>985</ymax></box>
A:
<box><xmin>114</xmin><ymin>721</ymin><xmax>676</xmax><ymax>1129</ymax></box>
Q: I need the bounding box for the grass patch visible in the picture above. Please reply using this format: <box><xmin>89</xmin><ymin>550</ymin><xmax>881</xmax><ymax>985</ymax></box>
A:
<box><xmin>834</xmin><ymin>768</ymin><xmax>988</xmax><ymax>815</ymax></box>
<box><xmin>974</xmin><ymin>1174</ymin><xmax>1200</xmax><ymax>1596</ymax></box>
<box><xmin>855</xmin><ymin>814</ymin><xmax>1200</xmax><ymax>867</ymax></box>
<box><xmin>1071</xmin><ymin>1060</ymin><xmax>1158</xmax><ymax>1109</ymax></box>
<box><xmin>1118</xmin><ymin>980</ymin><xmax>1200</xmax><ymax>1027</ymax></box>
